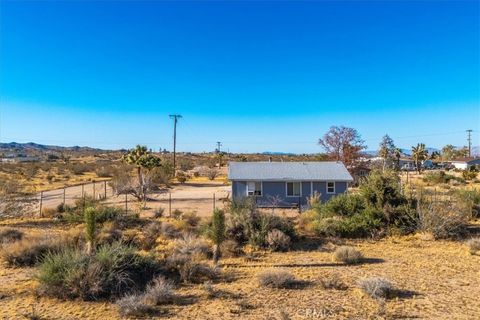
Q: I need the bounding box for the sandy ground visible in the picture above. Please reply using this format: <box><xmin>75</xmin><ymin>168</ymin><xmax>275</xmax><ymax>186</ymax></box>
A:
<box><xmin>0</xmin><ymin>231</ymin><xmax>479</xmax><ymax>320</ymax></box>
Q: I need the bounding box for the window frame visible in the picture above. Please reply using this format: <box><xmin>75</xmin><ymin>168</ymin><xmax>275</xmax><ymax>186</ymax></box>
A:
<box><xmin>286</xmin><ymin>181</ymin><xmax>302</xmax><ymax>197</ymax></box>
<box><xmin>326</xmin><ymin>181</ymin><xmax>336</xmax><ymax>194</ymax></box>
<box><xmin>246</xmin><ymin>181</ymin><xmax>262</xmax><ymax>196</ymax></box>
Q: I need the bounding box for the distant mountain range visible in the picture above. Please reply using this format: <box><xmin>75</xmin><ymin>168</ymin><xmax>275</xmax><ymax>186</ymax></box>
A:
<box><xmin>0</xmin><ymin>142</ymin><xmax>104</xmax><ymax>153</ymax></box>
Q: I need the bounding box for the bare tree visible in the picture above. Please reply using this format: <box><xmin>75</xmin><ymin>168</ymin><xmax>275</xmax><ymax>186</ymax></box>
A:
<box><xmin>318</xmin><ymin>126</ymin><xmax>366</xmax><ymax>167</ymax></box>
<box><xmin>206</xmin><ymin>168</ymin><xmax>219</xmax><ymax>180</ymax></box>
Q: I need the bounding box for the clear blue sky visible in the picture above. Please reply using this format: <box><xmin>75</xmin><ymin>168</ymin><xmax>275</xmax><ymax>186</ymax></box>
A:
<box><xmin>1</xmin><ymin>1</ymin><xmax>479</xmax><ymax>153</ymax></box>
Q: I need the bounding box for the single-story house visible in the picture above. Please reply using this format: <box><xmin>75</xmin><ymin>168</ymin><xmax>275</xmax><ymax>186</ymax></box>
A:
<box><xmin>228</xmin><ymin>161</ymin><xmax>353</xmax><ymax>207</ymax></box>
<box><xmin>399</xmin><ymin>158</ymin><xmax>416</xmax><ymax>171</ymax></box>
<box><xmin>450</xmin><ymin>158</ymin><xmax>480</xmax><ymax>170</ymax></box>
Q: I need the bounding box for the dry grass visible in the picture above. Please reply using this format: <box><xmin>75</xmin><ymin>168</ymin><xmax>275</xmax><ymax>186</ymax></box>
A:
<box><xmin>0</xmin><ymin>221</ymin><xmax>480</xmax><ymax>319</ymax></box>
<box><xmin>333</xmin><ymin>246</ymin><xmax>364</xmax><ymax>265</ymax></box>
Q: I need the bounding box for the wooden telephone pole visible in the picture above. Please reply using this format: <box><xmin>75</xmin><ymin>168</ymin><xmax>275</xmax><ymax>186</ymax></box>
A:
<box><xmin>169</xmin><ymin>114</ymin><xmax>182</xmax><ymax>172</ymax></box>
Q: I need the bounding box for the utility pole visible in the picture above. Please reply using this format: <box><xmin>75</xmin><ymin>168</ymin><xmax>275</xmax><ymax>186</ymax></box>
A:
<box><xmin>169</xmin><ymin>114</ymin><xmax>182</xmax><ymax>172</ymax></box>
<box><xmin>216</xmin><ymin>141</ymin><xmax>222</xmax><ymax>153</ymax></box>
<box><xmin>467</xmin><ymin>129</ymin><xmax>473</xmax><ymax>157</ymax></box>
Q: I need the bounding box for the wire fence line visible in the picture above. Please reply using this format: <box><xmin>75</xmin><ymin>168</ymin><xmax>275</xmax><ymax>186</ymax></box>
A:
<box><xmin>26</xmin><ymin>181</ymin><xmax>230</xmax><ymax>217</ymax></box>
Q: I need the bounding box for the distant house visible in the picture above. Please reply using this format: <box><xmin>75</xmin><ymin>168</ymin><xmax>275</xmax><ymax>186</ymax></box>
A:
<box><xmin>228</xmin><ymin>161</ymin><xmax>353</xmax><ymax>207</ymax></box>
<box><xmin>450</xmin><ymin>158</ymin><xmax>480</xmax><ymax>170</ymax></box>
<box><xmin>0</xmin><ymin>156</ymin><xmax>40</xmax><ymax>163</ymax></box>
<box><xmin>399</xmin><ymin>158</ymin><xmax>415</xmax><ymax>171</ymax></box>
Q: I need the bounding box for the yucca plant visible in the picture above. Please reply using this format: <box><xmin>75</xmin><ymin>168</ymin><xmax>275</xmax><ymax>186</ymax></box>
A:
<box><xmin>207</xmin><ymin>209</ymin><xmax>226</xmax><ymax>264</ymax></box>
<box><xmin>84</xmin><ymin>207</ymin><xmax>96</xmax><ymax>254</ymax></box>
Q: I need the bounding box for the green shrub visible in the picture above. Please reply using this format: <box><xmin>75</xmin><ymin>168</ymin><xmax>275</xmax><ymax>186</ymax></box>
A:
<box><xmin>37</xmin><ymin>242</ymin><xmax>160</xmax><ymax>300</ymax></box>
<box><xmin>320</xmin><ymin>193</ymin><xmax>365</xmax><ymax>217</ymax></box>
<box><xmin>359</xmin><ymin>170</ymin><xmax>406</xmax><ymax>210</ymax></box>
<box><xmin>423</xmin><ymin>171</ymin><xmax>455</xmax><ymax>184</ymax></box>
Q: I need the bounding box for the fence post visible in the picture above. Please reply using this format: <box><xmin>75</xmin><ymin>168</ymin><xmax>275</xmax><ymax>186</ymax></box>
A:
<box><xmin>83</xmin><ymin>193</ymin><xmax>86</xmax><ymax>214</ymax></box>
<box><xmin>93</xmin><ymin>181</ymin><xmax>96</xmax><ymax>200</ymax></box>
<box><xmin>213</xmin><ymin>193</ymin><xmax>216</xmax><ymax>211</ymax></box>
<box><xmin>104</xmin><ymin>180</ymin><xmax>107</xmax><ymax>199</ymax></box>
<box><xmin>63</xmin><ymin>187</ymin><xmax>66</xmax><ymax>205</ymax></box>
<box><xmin>125</xmin><ymin>193</ymin><xmax>128</xmax><ymax>215</ymax></box>
<box><xmin>81</xmin><ymin>183</ymin><xmax>84</xmax><ymax>197</ymax></box>
<box><xmin>39</xmin><ymin>191</ymin><xmax>43</xmax><ymax>217</ymax></box>
<box><xmin>169</xmin><ymin>193</ymin><xmax>172</xmax><ymax>217</ymax></box>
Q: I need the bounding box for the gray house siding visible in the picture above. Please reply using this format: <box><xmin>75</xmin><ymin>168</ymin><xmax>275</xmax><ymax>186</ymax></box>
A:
<box><xmin>231</xmin><ymin>180</ymin><xmax>348</xmax><ymax>206</ymax></box>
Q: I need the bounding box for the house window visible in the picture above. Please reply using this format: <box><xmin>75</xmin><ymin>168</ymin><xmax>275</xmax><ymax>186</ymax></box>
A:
<box><xmin>327</xmin><ymin>181</ymin><xmax>335</xmax><ymax>194</ymax></box>
<box><xmin>247</xmin><ymin>181</ymin><xmax>262</xmax><ymax>196</ymax></box>
<box><xmin>286</xmin><ymin>182</ymin><xmax>301</xmax><ymax>197</ymax></box>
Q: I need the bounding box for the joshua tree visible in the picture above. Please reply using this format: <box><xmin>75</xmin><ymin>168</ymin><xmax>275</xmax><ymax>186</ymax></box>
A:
<box><xmin>84</xmin><ymin>207</ymin><xmax>96</xmax><ymax>254</ymax></box>
<box><xmin>411</xmin><ymin>143</ymin><xmax>428</xmax><ymax>174</ymax></box>
<box><xmin>207</xmin><ymin>209</ymin><xmax>226</xmax><ymax>264</ymax></box>
<box><xmin>122</xmin><ymin>145</ymin><xmax>162</xmax><ymax>201</ymax></box>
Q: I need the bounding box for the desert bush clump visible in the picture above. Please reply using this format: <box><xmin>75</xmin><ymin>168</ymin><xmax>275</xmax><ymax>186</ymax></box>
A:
<box><xmin>153</xmin><ymin>207</ymin><xmax>165</xmax><ymax>219</ymax></box>
<box><xmin>358</xmin><ymin>277</ymin><xmax>393</xmax><ymax>300</ymax></box>
<box><xmin>423</xmin><ymin>171</ymin><xmax>455</xmax><ymax>184</ymax></box>
<box><xmin>142</xmin><ymin>221</ymin><xmax>162</xmax><ymax>250</ymax></box>
<box><xmin>0</xmin><ymin>228</ymin><xmax>23</xmax><ymax>245</ymax></box>
<box><xmin>467</xmin><ymin>238</ymin><xmax>480</xmax><ymax>255</ymax></box>
<box><xmin>37</xmin><ymin>242</ymin><xmax>160</xmax><ymax>300</ymax></box>
<box><xmin>142</xmin><ymin>276</ymin><xmax>175</xmax><ymax>305</ymax></box>
<box><xmin>116</xmin><ymin>294</ymin><xmax>152</xmax><ymax>317</ymax></box>
<box><xmin>319</xmin><ymin>273</ymin><xmax>348</xmax><ymax>290</ymax></box>
<box><xmin>220</xmin><ymin>239</ymin><xmax>244</xmax><ymax>258</ymax></box>
<box><xmin>416</xmin><ymin>200</ymin><xmax>470</xmax><ymax>239</ymax></box>
<box><xmin>181</xmin><ymin>211</ymin><xmax>201</xmax><ymax>229</ymax></box>
<box><xmin>462</xmin><ymin>170</ymin><xmax>478</xmax><ymax>181</ymax></box>
<box><xmin>1</xmin><ymin>236</ymin><xmax>66</xmax><ymax>266</ymax></box>
<box><xmin>333</xmin><ymin>246</ymin><xmax>363</xmax><ymax>265</ymax></box>
<box><xmin>266</xmin><ymin>229</ymin><xmax>291</xmax><ymax>252</ymax></box>
<box><xmin>257</xmin><ymin>269</ymin><xmax>296</xmax><ymax>289</ymax></box>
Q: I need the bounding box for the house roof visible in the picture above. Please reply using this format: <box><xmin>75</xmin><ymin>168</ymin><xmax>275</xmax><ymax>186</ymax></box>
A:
<box><xmin>451</xmin><ymin>157</ymin><xmax>480</xmax><ymax>163</ymax></box>
<box><xmin>228</xmin><ymin>161</ymin><xmax>353</xmax><ymax>182</ymax></box>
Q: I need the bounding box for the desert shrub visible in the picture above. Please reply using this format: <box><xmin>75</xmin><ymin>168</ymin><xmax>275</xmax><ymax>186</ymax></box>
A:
<box><xmin>41</xmin><ymin>208</ymin><xmax>58</xmax><ymax>218</ymax></box>
<box><xmin>1</xmin><ymin>236</ymin><xmax>66</xmax><ymax>266</ymax></box>
<box><xmin>320</xmin><ymin>193</ymin><xmax>366</xmax><ymax>217</ymax></box>
<box><xmin>319</xmin><ymin>273</ymin><xmax>348</xmax><ymax>290</ymax></box>
<box><xmin>172</xmin><ymin>233</ymin><xmax>210</xmax><ymax>258</ymax></box>
<box><xmin>455</xmin><ymin>189</ymin><xmax>480</xmax><ymax>217</ymax></box>
<box><xmin>70</xmin><ymin>163</ymin><xmax>90</xmax><ymax>175</ymax></box>
<box><xmin>467</xmin><ymin>238</ymin><xmax>480</xmax><ymax>255</ymax></box>
<box><xmin>220</xmin><ymin>239</ymin><xmax>244</xmax><ymax>258</ymax></box>
<box><xmin>171</xmin><ymin>209</ymin><xmax>183</xmax><ymax>220</ymax></box>
<box><xmin>227</xmin><ymin>199</ymin><xmax>296</xmax><ymax>248</ymax></box>
<box><xmin>181</xmin><ymin>211</ymin><xmax>201</xmax><ymax>228</ymax></box>
<box><xmin>141</xmin><ymin>221</ymin><xmax>162</xmax><ymax>250</ymax></box>
<box><xmin>37</xmin><ymin>242</ymin><xmax>160</xmax><ymax>300</ymax></box>
<box><xmin>205</xmin><ymin>209</ymin><xmax>226</xmax><ymax>263</ymax></box>
<box><xmin>116</xmin><ymin>294</ymin><xmax>152</xmax><ymax>317</ymax></box>
<box><xmin>333</xmin><ymin>246</ymin><xmax>363</xmax><ymax>265</ymax></box>
<box><xmin>462</xmin><ymin>170</ymin><xmax>478</xmax><ymax>181</ymax></box>
<box><xmin>176</xmin><ymin>171</ymin><xmax>188</xmax><ymax>184</ymax></box>
<box><xmin>416</xmin><ymin>200</ymin><xmax>470</xmax><ymax>239</ymax></box>
<box><xmin>257</xmin><ymin>269</ymin><xmax>296</xmax><ymax>289</ymax></box>
<box><xmin>359</xmin><ymin>170</ymin><xmax>406</xmax><ymax>210</ymax></box>
<box><xmin>206</xmin><ymin>168</ymin><xmax>218</xmax><ymax>180</ymax></box>
<box><xmin>313</xmin><ymin>208</ymin><xmax>383</xmax><ymax>238</ymax></box>
<box><xmin>160</xmin><ymin>221</ymin><xmax>180</xmax><ymax>239</ymax></box>
<box><xmin>358</xmin><ymin>277</ymin><xmax>393</xmax><ymax>300</ymax></box>
<box><xmin>266</xmin><ymin>229</ymin><xmax>291</xmax><ymax>252</ymax></box>
<box><xmin>142</xmin><ymin>276</ymin><xmax>174</xmax><ymax>305</ymax></box>
<box><xmin>95</xmin><ymin>166</ymin><xmax>114</xmax><ymax>178</ymax></box>
<box><xmin>423</xmin><ymin>171</ymin><xmax>455</xmax><ymax>184</ymax></box>
<box><xmin>0</xmin><ymin>228</ymin><xmax>23</xmax><ymax>245</ymax></box>
<box><xmin>153</xmin><ymin>207</ymin><xmax>165</xmax><ymax>219</ymax></box>
<box><xmin>98</xmin><ymin>222</ymin><xmax>122</xmax><ymax>245</ymax></box>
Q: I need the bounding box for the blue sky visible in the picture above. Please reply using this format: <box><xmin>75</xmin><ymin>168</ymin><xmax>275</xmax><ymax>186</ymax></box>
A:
<box><xmin>0</xmin><ymin>1</ymin><xmax>479</xmax><ymax>153</ymax></box>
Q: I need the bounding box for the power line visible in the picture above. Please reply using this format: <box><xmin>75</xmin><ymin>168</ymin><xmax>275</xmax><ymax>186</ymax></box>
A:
<box><xmin>169</xmin><ymin>114</ymin><xmax>182</xmax><ymax>171</ymax></box>
<box><xmin>467</xmin><ymin>129</ymin><xmax>473</xmax><ymax>157</ymax></box>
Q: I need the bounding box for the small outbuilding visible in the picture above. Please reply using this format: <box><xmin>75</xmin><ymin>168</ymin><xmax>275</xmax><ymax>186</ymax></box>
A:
<box><xmin>228</xmin><ymin>161</ymin><xmax>353</xmax><ymax>207</ymax></box>
<box><xmin>450</xmin><ymin>158</ymin><xmax>480</xmax><ymax>170</ymax></box>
